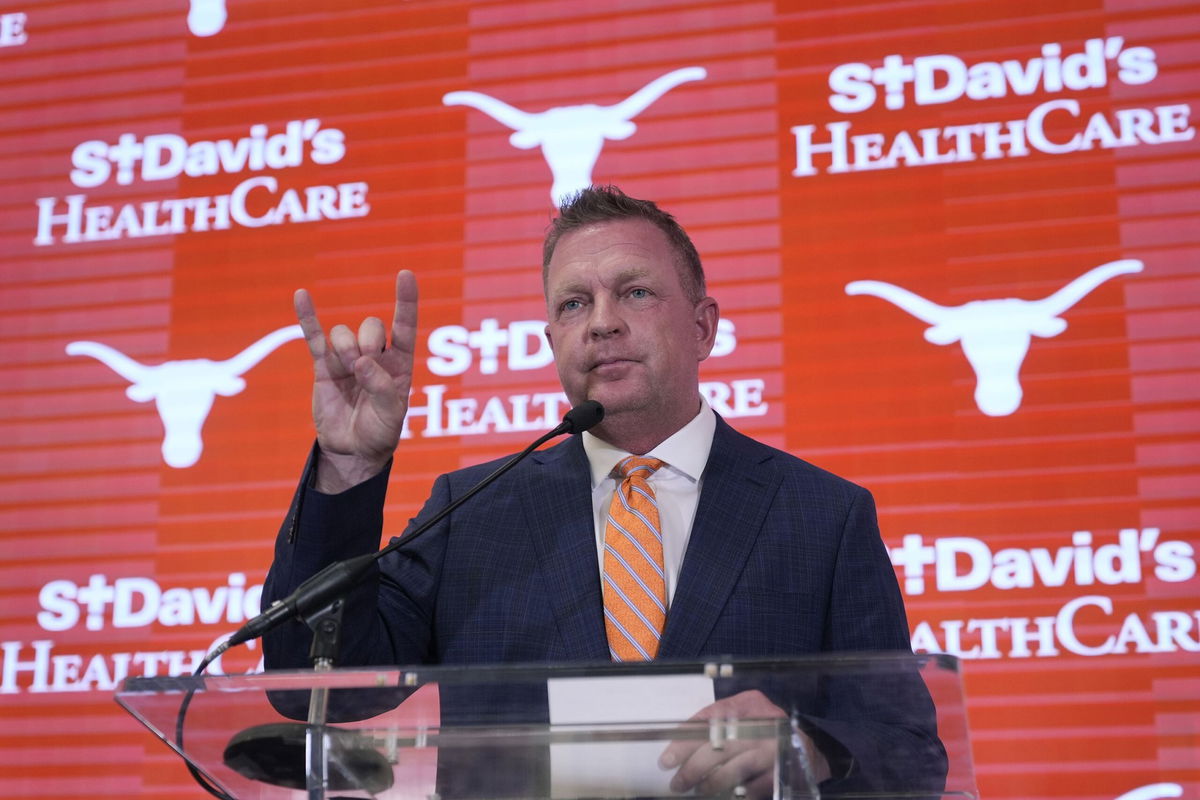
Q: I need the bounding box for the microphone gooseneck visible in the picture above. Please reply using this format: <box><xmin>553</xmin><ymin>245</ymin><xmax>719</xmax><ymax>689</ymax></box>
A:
<box><xmin>223</xmin><ymin>400</ymin><xmax>605</xmax><ymax>650</ymax></box>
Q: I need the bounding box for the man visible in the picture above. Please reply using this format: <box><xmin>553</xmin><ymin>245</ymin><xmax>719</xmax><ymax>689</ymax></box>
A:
<box><xmin>263</xmin><ymin>186</ymin><xmax>941</xmax><ymax>796</ymax></box>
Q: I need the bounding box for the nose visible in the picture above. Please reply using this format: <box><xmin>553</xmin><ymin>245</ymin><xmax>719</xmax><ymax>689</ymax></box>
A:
<box><xmin>588</xmin><ymin>295</ymin><xmax>626</xmax><ymax>339</ymax></box>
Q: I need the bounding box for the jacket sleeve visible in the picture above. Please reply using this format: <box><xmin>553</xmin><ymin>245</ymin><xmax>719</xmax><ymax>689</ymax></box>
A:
<box><xmin>260</xmin><ymin>443</ymin><xmax>452</xmax><ymax>671</ymax></box>
<box><xmin>806</xmin><ymin>487</ymin><xmax>947</xmax><ymax>797</ymax></box>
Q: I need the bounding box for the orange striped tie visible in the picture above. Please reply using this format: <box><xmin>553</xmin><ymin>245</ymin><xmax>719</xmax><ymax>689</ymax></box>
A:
<box><xmin>602</xmin><ymin>456</ymin><xmax>667</xmax><ymax>661</ymax></box>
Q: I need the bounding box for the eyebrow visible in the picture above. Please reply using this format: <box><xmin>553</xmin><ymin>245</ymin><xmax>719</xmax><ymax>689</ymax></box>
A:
<box><xmin>551</xmin><ymin>267</ymin><xmax>655</xmax><ymax>298</ymax></box>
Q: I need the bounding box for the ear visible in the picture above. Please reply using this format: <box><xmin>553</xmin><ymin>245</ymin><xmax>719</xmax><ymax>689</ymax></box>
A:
<box><xmin>544</xmin><ymin>323</ymin><xmax>555</xmax><ymax>355</ymax></box>
<box><xmin>694</xmin><ymin>297</ymin><xmax>720</xmax><ymax>361</ymax></box>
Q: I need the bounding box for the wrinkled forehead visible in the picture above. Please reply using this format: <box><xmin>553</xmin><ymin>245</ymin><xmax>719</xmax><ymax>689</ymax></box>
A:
<box><xmin>547</xmin><ymin>265</ymin><xmax>659</xmax><ymax>301</ymax></box>
<box><xmin>543</xmin><ymin>219</ymin><xmax>679</xmax><ymax>293</ymax></box>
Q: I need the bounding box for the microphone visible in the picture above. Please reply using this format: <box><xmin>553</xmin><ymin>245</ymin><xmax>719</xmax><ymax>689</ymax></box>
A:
<box><xmin>559</xmin><ymin>397</ymin><xmax>604</xmax><ymax>434</ymax></box>
<box><xmin>223</xmin><ymin>400</ymin><xmax>604</xmax><ymax>649</ymax></box>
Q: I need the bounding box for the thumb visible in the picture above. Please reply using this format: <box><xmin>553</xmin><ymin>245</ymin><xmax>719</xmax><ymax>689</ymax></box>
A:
<box><xmin>354</xmin><ymin>355</ymin><xmax>391</xmax><ymax>396</ymax></box>
<box><xmin>355</xmin><ymin>355</ymin><xmax>408</xmax><ymax>415</ymax></box>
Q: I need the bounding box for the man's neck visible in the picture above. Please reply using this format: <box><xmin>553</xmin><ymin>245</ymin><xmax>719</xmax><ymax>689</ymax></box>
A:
<box><xmin>589</xmin><ymin>399</ymin><xmax>703</xmax><ymax>455</ymax></box>
<box><xmin>583</xmin><ymin>401</ymin><xmax>715</xmax><ymax>489</ymax></box>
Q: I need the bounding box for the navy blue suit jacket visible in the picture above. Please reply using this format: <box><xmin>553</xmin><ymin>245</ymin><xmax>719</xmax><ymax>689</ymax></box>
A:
<box><xmin>262</xmin><ymin>416</ymin><xmax>942</xmax><ymax>794</ymax></box>
<box><xmin>264</xmin><ymin>415</ymin><xmax>911</xmax><ymax>664</ymax></box>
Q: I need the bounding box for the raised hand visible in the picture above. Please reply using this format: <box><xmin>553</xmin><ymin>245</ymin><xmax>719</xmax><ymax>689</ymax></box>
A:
<box><xmin>294</xmin><ymin>270</ymin><xmax>418</xmax><ymax>492</ymax></box>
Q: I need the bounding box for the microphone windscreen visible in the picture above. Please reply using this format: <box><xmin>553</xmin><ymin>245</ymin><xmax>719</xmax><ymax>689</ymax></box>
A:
<box><xmin>562</xmin><ymin>400</ymin><xmax>604</xmax><ymax>434</ymax></box>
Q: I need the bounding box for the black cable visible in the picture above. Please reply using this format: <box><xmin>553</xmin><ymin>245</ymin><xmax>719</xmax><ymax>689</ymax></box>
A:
<box><xmin>176</xmin><ymin>643</ymin><xmax>237</xmax><ymax>800</ymax></box>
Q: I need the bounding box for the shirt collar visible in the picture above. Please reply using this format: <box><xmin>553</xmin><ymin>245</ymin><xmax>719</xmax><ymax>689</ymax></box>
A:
<box><xmin>582</xmin><ymin>398</ymin><xmax>716</xmax><ymax>487</ymax></box>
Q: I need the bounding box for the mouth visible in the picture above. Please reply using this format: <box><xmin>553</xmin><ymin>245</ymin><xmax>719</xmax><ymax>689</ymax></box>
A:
<box><xmin>588</xmin><ymin>357</ymin><xmax>637</xmax><ymax>374</ymax></box>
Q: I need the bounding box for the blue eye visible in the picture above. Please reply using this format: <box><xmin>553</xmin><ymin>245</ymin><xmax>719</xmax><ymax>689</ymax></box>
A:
<box><xmin>561</xmin><ymin>299</ymin><xmax>583</xmax><ymax>312</ymax></box>
<box><xmin>629</xmin><ymin>288</ymin><xmax>651</xmax><ymax>299</ymax></box>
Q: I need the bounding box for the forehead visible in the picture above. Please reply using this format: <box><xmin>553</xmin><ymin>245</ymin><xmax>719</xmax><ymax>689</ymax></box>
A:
<box><xmin>545</xmin><ymin>218</ymin><xmax>678</xmax><ymax>288</ymax></box>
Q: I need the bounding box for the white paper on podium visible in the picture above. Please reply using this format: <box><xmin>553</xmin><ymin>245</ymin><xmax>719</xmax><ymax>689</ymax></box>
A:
<box><xmin>546</xmin><ymin>673</ymin><xmax>715</xmax><ymax>798</ymax></box>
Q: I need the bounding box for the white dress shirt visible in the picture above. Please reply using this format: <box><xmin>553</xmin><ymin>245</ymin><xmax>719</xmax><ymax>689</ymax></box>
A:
<box><xmin>581</xmin><ymin>400</ymin><xmax>716</xmax><ymax>608</ymax></box>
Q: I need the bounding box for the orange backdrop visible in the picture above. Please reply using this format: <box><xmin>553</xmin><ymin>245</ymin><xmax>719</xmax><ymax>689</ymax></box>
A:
<box><xmin>1</xmin><ymin>1</ymin><xmax>1197</xmax><ymax>798</ymax></box>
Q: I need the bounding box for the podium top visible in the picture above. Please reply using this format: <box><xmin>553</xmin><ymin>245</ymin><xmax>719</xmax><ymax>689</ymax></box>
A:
<box><xmin>117</xmin><ymin>653</ymin><xmax>976</xmax><ymax>799</ymax></box>
<box><xmin>121</xmin><ymin>651</ymin><xmax>960</xmax><ymax>691</ymax></box>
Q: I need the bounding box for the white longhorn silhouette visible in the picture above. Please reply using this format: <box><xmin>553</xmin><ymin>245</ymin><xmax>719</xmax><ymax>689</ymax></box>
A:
<box><xmin>66</xmin><ymin>325</ymin><xmax>303</xmax><ymax>467</ymax></box>
<box><xmin>1113</xmin><ymin>785</ymin><xmax>1182</xmax><ymax>800</ymax></box>
<box><xmin>846</xmin><ymin>259</ymin><xmax>1144</xmax><ymax>416</ymax></box>
<box><xmin>444</xmin><ymin>67</ymin><xmax>707</xmax><ymax>204</ymax></box>
<box><xmin>187</xmin><ymin>0</ymin><xmax>227</xmax><ymax>36</ymax></box>
<box><xmin>186</xmin><ymin>0</ymin><xmax>225</xmax><ymax>36</ymax></box>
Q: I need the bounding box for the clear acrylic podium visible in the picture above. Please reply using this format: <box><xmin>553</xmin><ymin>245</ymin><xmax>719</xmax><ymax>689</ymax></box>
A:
<box><xmin>116</xmin><ymin>654</ymin><xmax>976</xmax><ymax>799</ymax></box>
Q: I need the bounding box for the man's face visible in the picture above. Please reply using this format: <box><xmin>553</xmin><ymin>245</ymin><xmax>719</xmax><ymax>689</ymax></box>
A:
<box><xmin>544</xmin><ymin>218</ymin><xmax>718</xmax><ymax>434</ymax></box>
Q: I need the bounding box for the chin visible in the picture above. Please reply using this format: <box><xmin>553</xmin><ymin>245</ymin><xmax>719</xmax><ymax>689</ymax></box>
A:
<box><xmin>585</xmin><ymin>391</ymin><xmax>645</xmax><ymax>419</ymax></box>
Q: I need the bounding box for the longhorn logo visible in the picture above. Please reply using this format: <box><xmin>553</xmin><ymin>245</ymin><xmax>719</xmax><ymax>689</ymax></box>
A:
<box><xmin>187</xmin><ymin>0</ymin><xmax>227</xmax><ymax>36</ymax></box>
<box><xmin>444</xmin><ymin>67</ymin><xmax>707</xmax><ymax>204</ymax></box>
<box><xmin>66</xmin><ymin>325</ymin><xmax>303</xmax><ymax>468</ymax></box>
<box><xmin>1113</xmin><ymin>784</ymin><xmax>1183</xmax><ymax>800</ymax></box>
<box><xmin>846</xmin><ymin>259</ymin><xmax>1144</xmax><ymax>416</ymax></box>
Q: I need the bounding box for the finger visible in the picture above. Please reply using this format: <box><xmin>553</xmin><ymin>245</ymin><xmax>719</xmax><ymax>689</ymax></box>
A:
<box><xmin>659</xmin><ymin>697</ymin><xmax>738</xmax><ymax>770</ymax></box>
<box><xmin>659</xmin><ymin>736</ymin><xmax>705</xmax><ymax>773</ymax></box>
<box><xmin>690</xmin><ymin>744</ymin><xmax>776</xmax><ymax>796</ymax></box>
<box><xmin>329</xmin><ymin>323</ymin><xmax>361</xmax><ymax>374</ymax></box>
<box><xmin>354</xmin><ymin>354</ymin><xmax>410</xmax><ymax>433</ymax></box>
<box><xmin>293</xmin><ymin>289</ymin><xmax>329</xmax><ymax>362</ymax></box>
<box><xmin>358</xmin><ymin>316</ymin><xmax>387</xmax><ymax>355</ymax></box>
<box><xmin>381</xmin><ymin>270</ymin><xmax>418</xmax><ymax>370</ymax></box>
<box><xmin>353</xmin><ymin>354</ymin><xmax>403</xmax><ymax>400</ymax></box>
<box><xmin>669</xmin><ymin>740</ymin><xmax>740</xmax><ymax>792</ymax></box>
<box><xmin>670</xmin><ymin>740</ymin><xmax>770</xmax><ymax>794</ymax></box>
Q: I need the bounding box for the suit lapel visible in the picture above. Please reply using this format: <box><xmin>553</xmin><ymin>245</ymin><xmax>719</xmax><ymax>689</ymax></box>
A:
<box><xmin>659</xmin><ymin>418</ymin><xmax>781</xmax><ymax>658</ymax></box>
<box><xmin>524</xmin><ymin>437</ymin><xmax>610</xmax><ymax>660</ymax></box>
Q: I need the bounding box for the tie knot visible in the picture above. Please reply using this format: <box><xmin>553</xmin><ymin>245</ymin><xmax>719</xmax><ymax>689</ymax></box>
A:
<box><xmin>616</xmin><ymin>456</ymin><xmax>665</xmax><ymax>481</ymax></box>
